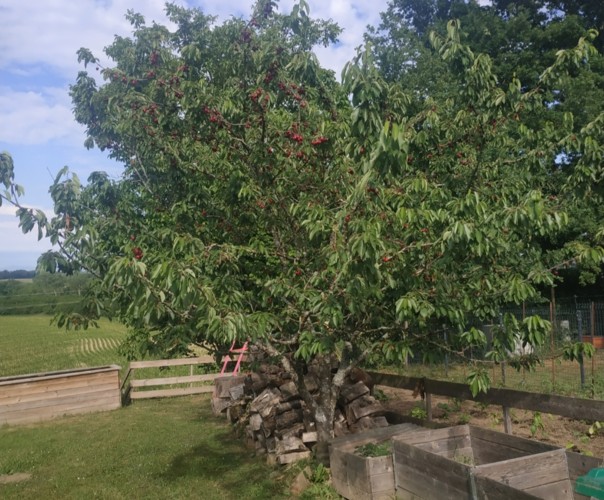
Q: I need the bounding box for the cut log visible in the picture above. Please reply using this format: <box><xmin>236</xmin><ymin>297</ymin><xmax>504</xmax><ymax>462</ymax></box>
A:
<box><xmin>211</xmin><ymin>396</ymin><xmax>232</xmax><ymax>415</ymax></box>
<box><xmin>249</xmin><ymin>413</ymin><xmax>263</xmax><ymax>431</ymax></box>
<box><xmin>266</xmin><ymin>436</ymin><xmax>277</xmax><ymax>453</ymax></box>
<box><xmin>275</xmin><ymin>409</ymin><xmax>304</xmax><ymax>430</ymax></box>
<box><xmin>228</xmin><ymin>384</ymin><xmax>245</xmax><ymax>401</ymax></box>
<box><xmin>278</xmin><ymin>381</ymin><xmax>299</xmax><ymax>401</ymax></box>
<box><xmin>226</xmin><ymin>404</ymin><xmax>244</xmax><ymax>423</ymax></box>
<box><xmin>345</xmin><ymin>395</ymin><xmax>384</xmax><ymax>423</ymax></box>
<box><xmin>276</xmin><ymin>436</ymin><xmax>307</xmax><ymax>455</ymax></box>
<box><xmin>244</xmin><ymin>372</ymin><xmax>272</xmax><ymax>394</ymax></box>
<box><xmin>275</xmin><ymin>422</ymin><xmax>306</xmax><ymax>440</ymax></box>
<box><xmin>276</xmin><ymin>399</ymin><xmax>303</xmax><ymax>414</ymax></box>
<box><xmin>214</xmin><ymin>375</ymin><xmax>246</xmax><ymax>398</ymax></box>
<box><xmin>249</xmin><ymin>388</ymin><xmax>281</xmax><ymax>417</ymax></box>
<box><xmin>261</xmin><ymin>415</ymin><xmax>277</xmax><ymax>437</ymax></box>
<box><xmin>277</xmin><ymin>450</ymin><xmax>311</xmax><ymax>465</ymax></box>
<box><xmin>334</xmin><ymin>420</ymin><xmax>349</xmax><ymax>437</ymax></box>
<box><xmin>339</xmin><ymin>381</ymin><xmax>370</xmax><ymax>404</ymax></box>
<box><xmin>302</xmin><ymin>431</ymin><xmax>318</xmax><ymax>443</ymax></box>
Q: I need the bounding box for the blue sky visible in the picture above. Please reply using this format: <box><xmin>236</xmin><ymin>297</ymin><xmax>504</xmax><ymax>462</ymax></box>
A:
<box><xmin>0</xmin><ymin>0</ymin><xmax>394</xmax><ymax>270</ymax></box>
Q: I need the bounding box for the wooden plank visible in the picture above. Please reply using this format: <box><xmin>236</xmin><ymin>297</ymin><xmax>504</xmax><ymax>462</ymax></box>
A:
<box><xmin>565</xmin><ymin>451</ymin><xmax>603</xmax><ymax>482</ymax></box>
<box><xmin>367</xmin><ymin>371</ymin><xmax>604</xmax><ymax>421</ymax></box>
<box><xmin>0</xmin><ymin>394</ymin><xmax>121</xmax><ymax>426</ymax></box>
<box><xmin>128</xmin><ymin>356</ymin><xmax>214</xmax><ymax>369</ymax></box>
<box><xmin>129</xmin><ymin>374</ymin><xmax>217</xmax><ymax>387</ymax></box>
<box><xmin>470</xmin><ymin>426</ymin><xmax>557</xmax><ymax>465</ymax></box>
<box><xmin>0</xmin><ymin>371</ymin><xmax>119</xmax><ymax>397</ymax></box>
<box><xmin>0</xmin><ymin>365</ymin><xmax>121</xmax><ymax>386</ymax></box>
<box><xmin>525</xmin><ymin>479</ymin><xmax>573</xmax><ymax>500</ymax></box>
<box><xmin>0</xmin><ymin>388</ymin><xmax>120</xmax><ymax>416</ymax></box>
<box><xmin>394</xmin><ymin>457</ymin><xmax>469</xmax><ymax>500</ymax></box>
<box><xmin>0</xmin><ymin>381</ymin><xmax>118</xmax><ymax>407</ymax></box>
<box><xmin>129</xmin><ymin>386</ymin><xmax>213</xmax><ymax>399</ymax></box>
<box><xmin>472</xmin><ymin>475</ymin><xmax>541</xmax><ymax>500</ymax></box>
<box><xmin>393</xmin><ymin>439</ymin><xmax>471</xmax><ymax>495</ymax></box>
<box><xmin>329</xmin><ymin>447</ymin><xmax>352</xmax><ymax>500</ymax></box>
<box><xmin>475</xmin><ymin>450</ymin><xmax>567</xmax><ymax>490</ymax></box>
<box><xmin>393</xmin><ymin>424</ymin><xmax>471</xmax><ymax>447</ymax></box>
<box><xmin>329</xmin><ymin>422</ymin><xmax>421</xmax><ymax>449</ymax></box>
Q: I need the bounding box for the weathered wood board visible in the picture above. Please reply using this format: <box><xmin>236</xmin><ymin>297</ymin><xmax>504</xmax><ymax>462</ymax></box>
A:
<box><xmin>473</xmin><ymin>449</ymin><xmax>603</xmax><ymax>500</ymax></box>
<box><xmin>0</xmin><ymin>365</ymin><xmax>121</xmax><ymax>426</ymax></box>
<box><xmin>329</xmin><ymin>423</ymin><xmax>422</xmax><ymax>500</ymax></box>
<box><xmin>393</xmin><ymin>425</ymin><xmax>560</xmax><ymax>500</ymax></box>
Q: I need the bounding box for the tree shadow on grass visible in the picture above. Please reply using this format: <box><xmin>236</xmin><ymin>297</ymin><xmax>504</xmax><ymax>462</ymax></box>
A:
<box><xmin>161</xmin><ymin>428</ymin><xmax>284</xmax><ymax>497</ymax></box>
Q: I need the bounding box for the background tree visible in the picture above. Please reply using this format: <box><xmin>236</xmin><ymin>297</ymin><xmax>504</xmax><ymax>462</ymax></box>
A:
<box><xmin>366</xmin><ymin>0</ymin><xmax>604</xmax><ymax>291</ymax></box>
<box><xmin>1</xmin><ymin>1</ymin><xmax>604</xmax><ymax>455</ymax></box>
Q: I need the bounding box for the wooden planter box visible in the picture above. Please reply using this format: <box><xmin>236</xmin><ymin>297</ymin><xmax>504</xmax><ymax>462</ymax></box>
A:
<box><xmin>329</xmin><ymin>423</ymin><xmax>422</xmax><ymax>500</ymax></box>
<box><xmin>473</xmin><ymin>449</ymin><xmax>603</xmax><ymax>500</ymax></box>
<box><xmin>393</xmin><ymin>425</ymin><xmax>559</xmax><ymax>500</ymax></box>
<box><xmin>0</xmin><ymin>365</ymin><xmax>121</xmax><ymax>426</ymax></box>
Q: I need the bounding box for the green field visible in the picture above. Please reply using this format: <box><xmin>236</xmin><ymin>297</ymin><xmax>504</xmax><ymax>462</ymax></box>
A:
<box><xmin>0</xmin><ymin>315</ymin><xmax>128</xmax><ymax>377</ymax></box>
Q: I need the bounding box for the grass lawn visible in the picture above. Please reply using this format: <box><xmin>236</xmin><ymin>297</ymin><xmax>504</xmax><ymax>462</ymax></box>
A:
<box><xmin>0</xmin><ymin>394</ymin><xmax>288</xmax><ymax>499</ymax></box>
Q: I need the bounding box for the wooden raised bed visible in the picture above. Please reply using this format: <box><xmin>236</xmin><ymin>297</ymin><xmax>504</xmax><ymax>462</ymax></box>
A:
<box><xmin>329</xmin><ymin>423</ymin><xmax>422</xmax><ymax>500</ymax></box>
<box><xmin>473</xmin><ymin>449</ymin><xmax>603</xmax><ymax>500</ymax></box>
<box><xmin>393</xmin><ymin>425</ymin><xmax>559</xmax><ymax>500</ymax></box>
<box><xmin>0</xmin><ymin>365</ymin><xmax>121</xmax><ymax>426</ymax></box>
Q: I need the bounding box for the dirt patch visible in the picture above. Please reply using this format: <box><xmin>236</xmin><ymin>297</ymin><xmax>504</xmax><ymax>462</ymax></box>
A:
<box><xmin>378</xmin><ymin>386</ymin><xmax>604</xmax><ymax>460</ymax></box>
<box><xmin>0</xmin><ymin>473</ymin><xmax>32</xmax><ymax>484</ymax></box>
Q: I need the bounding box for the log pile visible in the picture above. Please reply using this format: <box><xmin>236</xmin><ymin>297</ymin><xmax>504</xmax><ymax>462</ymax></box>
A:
<box><xmin>212</xmin><ymin>364</ymin><xmax>390</xmax><ymax>465</ymax></box>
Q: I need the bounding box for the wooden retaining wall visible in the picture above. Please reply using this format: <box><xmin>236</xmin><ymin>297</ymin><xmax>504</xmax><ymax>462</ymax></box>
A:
<box><xmin>0</xmin><ymin>365</ymin><xmax>121</xmax><ymax>426</ymax></box>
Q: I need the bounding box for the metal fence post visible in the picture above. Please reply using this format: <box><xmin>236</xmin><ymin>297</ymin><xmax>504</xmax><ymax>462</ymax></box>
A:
<box><xmin>443</xmin><ymin>328</ymin><xmax>449</xmax><ymax>378</ymax></box>
<box><xmin>578</xmin><ymin>309</ymin><xmax>585</xmax><ymax>389</ymax></box>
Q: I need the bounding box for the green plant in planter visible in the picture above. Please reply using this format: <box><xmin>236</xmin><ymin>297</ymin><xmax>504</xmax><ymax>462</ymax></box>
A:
<box><xmin>410</xmin><ymin>406</ymin><xmax>428</xmax><ymax>420</ymax></box>
<box><xmin>355</xmin><ymin>441</ymin><xmax>392</xmax><ymax>457</ymax></box>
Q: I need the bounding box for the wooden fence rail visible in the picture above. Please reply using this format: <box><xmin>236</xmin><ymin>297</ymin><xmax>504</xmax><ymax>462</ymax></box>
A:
<box><xmin>122</xmin><ymin>356</ymin><xmax>218</xmax><ymax>401</ymax></box>
<box><xmin>368</xmin><ymin>371</ymin><xmax>604</xmax><ymax>433</ymax></box>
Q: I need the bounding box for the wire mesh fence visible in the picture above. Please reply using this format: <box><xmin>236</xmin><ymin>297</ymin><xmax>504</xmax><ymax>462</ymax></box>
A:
<box><xmin>403</xmin><ymin>297</ymin><xmax>604</xmax><ymax>399</ymax></box>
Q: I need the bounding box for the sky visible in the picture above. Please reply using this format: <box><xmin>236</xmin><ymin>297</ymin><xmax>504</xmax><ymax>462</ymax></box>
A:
<box><xmin>0</xmin><ymin>0</ymin><xmax>398</xmax><ymax>271</ymax></box>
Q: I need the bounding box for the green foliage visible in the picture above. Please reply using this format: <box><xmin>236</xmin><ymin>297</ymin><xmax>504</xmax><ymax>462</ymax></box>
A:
<box><xmin>562</xmin><ymin>341</ymin><xmax>597</xmax><ymax>363</ymax></box>
<box><xmin>354</xmin><ymin>441</ymin><xmax>392</xmax><ymax>457</ymax></box>
<box><xmin>530</xmin><ymin>411</ymin><xmax>546</xmax><ymax>438</ymax></box>
<box><xmin>2</xmin><ymin>1</ymin><xmax>604</xmax><ymax>443</ymax></box>
<box><xmin>0</xmin><ymin>273</ymin><xmax>92</xmax><ymax>316</ymax></box>
<box><xmin>467</xmin><ymin>367</ymin><xmax>490</xmax><ymax>397</ymax></box>
<box><xmin>410</xmin><ymin>405</ymin><xmax>428</xmax><ymax>420</ymax></box>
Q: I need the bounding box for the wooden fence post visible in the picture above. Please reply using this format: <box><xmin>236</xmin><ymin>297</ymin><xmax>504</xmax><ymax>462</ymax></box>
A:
<box><xmin>502</xmin><ymin>407</ymin><xmax>512</xmax><ymax>434</ymax></box>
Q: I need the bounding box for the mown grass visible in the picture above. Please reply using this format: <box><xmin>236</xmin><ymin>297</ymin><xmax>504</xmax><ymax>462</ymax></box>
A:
<box><xmin>0</xmin><ymin>315</ymin><xmax>128</xmax><ymax>377</ymax></box>
<box><xmin>0</xmin><ymin>395</ymin><xmax>288</xmax><ymax>499</ymax></box>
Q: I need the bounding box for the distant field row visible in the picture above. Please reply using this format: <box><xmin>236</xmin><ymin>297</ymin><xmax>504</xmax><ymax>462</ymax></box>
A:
<box><xmin>0</xmin><ymin>315</ymin><xmax>129</xmax><ymax>377</ymax></box>
<box><xmin>0</xmin><ymin>316</ymin><xmax>220</xmax><ymax>382</ymax></box>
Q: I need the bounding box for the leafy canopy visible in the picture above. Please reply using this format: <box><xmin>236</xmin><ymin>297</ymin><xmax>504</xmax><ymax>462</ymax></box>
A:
<box><xmin>2</xmin><ymin>1</ymin><xmax>604</xmax><ymax>421</ymax></box>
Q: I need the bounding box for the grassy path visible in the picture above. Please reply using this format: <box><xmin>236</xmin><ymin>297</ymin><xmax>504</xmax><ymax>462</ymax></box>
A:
<box><xmin>0</xmin><ymin>395</ymin><xmax>288</xmax><ymax>499</ymax></box>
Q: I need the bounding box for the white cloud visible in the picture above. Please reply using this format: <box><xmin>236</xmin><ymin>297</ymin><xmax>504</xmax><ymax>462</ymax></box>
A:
<box><xmin>0</xmin><ymin>86</ymin><xmax>84</xmax><ymax>145</ymax></box>
<box><xmin>0</xmin><ymin>0</ymin><xmax>177</xmax><ymax>76</ymax></box>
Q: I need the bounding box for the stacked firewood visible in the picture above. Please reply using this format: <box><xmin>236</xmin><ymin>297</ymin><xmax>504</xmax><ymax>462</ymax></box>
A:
<box><xmin>212</xmin><ymin>363</ymin><xmax>389</xmax><ymax>465</ymax></box>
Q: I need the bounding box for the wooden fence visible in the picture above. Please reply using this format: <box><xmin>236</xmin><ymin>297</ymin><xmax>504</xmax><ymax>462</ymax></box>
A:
<box><xmin>368</xmin><ymin>371</ymin><xmax>604</xmax><ymax>434</ymax></box>
<box><xmin>0</xmin><ymin>365</ymin><xmax>121</xmax><ymax>426</ymax></box>
<box><xmin>121</xmin><ymin>356</ymin><xmax>219</xmax><ymax>401</ymax></box>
